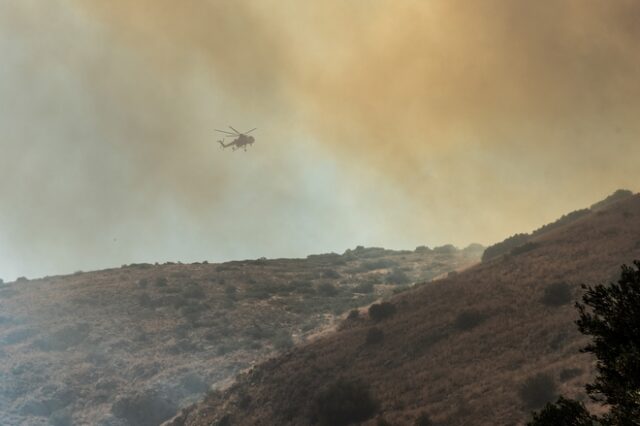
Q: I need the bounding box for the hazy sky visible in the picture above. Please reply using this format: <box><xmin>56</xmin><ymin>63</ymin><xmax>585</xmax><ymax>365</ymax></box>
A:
<box><xmin>1</xmin><ymin>1</ymin><xmax>639</xmax><ymax>280</ymax></box>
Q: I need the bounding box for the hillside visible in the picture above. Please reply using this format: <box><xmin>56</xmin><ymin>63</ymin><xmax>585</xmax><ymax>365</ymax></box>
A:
<box><xmin>172</xmin><ymin>193</ymin><xmax>640</xmax><ymax>425</ymax></box>
<box><xmin>0</xmin><ymin>245</ymin><xmax>481</xmax><ymax>425</ymax></box>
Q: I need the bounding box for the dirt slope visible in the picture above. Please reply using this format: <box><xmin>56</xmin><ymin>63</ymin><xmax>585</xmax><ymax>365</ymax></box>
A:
<box><xmin>0</xmin><ymin>244</ymin><xmax>481</xmax><ymax>426</ymax></box>
<box><xmin>172</xmin><ymin>194</ymin><xmax>640</xmax><ymax>426</ymax></box>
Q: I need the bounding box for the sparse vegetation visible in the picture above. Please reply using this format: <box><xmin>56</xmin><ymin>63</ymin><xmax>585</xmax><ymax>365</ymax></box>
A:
<box><xmin>0</xmin><ymin>241</ymin><xmax>482</xmax><ymax>424</ymax></box>
<box><xmin>313</xmin><ymin>378</ymin><xmax>378</xmax><ymax>426</ymax></box>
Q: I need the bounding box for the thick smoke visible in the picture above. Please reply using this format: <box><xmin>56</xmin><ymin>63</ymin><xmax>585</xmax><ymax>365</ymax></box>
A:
<box><xmin>1</xmin><ymin>0</ymin><xmax>639</xmax><ymax>279</ymax></box>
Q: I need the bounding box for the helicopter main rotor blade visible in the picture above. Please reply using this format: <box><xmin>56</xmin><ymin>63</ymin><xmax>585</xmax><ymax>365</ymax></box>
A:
<box><xmin>215</xmin><ymin>129</ymin><xmax>236</xmax><ymax>136</ymax></box>
<box><xmin>229</xmin><ymin>126</ymin><xmax>241</xmax><ymax>135</ymax></box>
<box><xmin>244</xmin><ymin>128</ymin><xmax>257</xmax><ymax>134</ymax></box>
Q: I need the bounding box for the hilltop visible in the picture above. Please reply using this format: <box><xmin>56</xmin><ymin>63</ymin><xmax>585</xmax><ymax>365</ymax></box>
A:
<box><xmin>0</xmin><ymin>244</ymin><xmax>481</xmax><ymax>425</ymax></box>
<box><xmin>172</xmin><ymin>192</ymin><xmax>640</xmax><ymax>425</ymax></box>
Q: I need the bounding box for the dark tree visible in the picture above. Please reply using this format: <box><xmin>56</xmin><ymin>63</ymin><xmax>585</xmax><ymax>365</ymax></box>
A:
<box><xmin>527</xmin><ymin>397</ymin><xmax>594</xmax><ymax>426</ymax></box>
<box><xmin>541</xmin><ymin>282</ymin><xmax>573</xmax><ymax>307</ymax></box>
<box><xmin>529</xmin><ymin>261</ymin><xmax>640</xmax><ymax>425</ymax></box>
<box><xmin>576</xmin><ymin>261</ymin><xmax>640</xmax><ymax>423</ymax></box>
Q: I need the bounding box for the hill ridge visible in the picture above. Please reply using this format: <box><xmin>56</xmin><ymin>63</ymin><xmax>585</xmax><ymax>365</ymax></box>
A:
<box><xmin>172</xmin><ymin>193</ymin><xmax>640</xmax><ymax>425</ymax></box>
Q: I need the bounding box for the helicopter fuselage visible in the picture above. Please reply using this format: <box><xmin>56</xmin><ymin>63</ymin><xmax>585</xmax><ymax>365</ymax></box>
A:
<box><xmin>216</xmin><ymin>127</ymin><xmax>257</xmax><ymax>151</ymax></box>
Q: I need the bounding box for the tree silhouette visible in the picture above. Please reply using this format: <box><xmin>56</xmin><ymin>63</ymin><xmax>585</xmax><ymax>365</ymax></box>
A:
<box><xmin>528</xmin><ymin>261</ymin><xmax>640</xmax><ymax>425</ymax></box>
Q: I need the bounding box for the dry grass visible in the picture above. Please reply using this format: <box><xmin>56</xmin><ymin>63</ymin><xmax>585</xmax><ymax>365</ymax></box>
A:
<box><xmin>173</xmin><ymin>195</ymin><xmax>640</xmax><ymax>426</ymax></box>
<box><xmin>0</xmin><ymin>245</ymin><xmax>479</xmax><ymax>425</ymax></box>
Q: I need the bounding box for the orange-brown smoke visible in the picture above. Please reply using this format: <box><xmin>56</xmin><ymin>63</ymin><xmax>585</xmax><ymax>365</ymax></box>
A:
<box><xmin>75</xmin><ymin>0</ymin><xmax>640</xmax><ymax>222</ymax></box>
<box><xmin>1</xmin><ymin>0</ymin><xmax>640</xmax><ymax>278</ymax></box>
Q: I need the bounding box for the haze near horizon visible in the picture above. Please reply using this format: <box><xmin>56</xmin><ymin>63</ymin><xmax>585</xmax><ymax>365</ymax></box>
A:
<box><xmin>1</xmin><ymin>1</ymin><xmax>639</xmax><ymax>280</ymax></box>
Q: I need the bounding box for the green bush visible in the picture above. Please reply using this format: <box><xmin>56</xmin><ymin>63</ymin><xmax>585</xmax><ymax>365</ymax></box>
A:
<box><xmin>433</xmin><ymin>244</ymin><xmax>457</xmax><ymax>254</ymax></box>
<box><xmin>365</xmin><ymin>327</ymin><xmax>384</xmax><ymax>345</ymax></box>
<box><xmin>272</xmin><ymin>331</ymin><xmax>294</xmax><ymax>350</ymax></box>
<box><xmin>317</xmin><ymin>282</ymin><xmax>339</xmax><ymax>297</ymax></box>
<box><xmin>454</xmin><ymin>310</ymin><xmax>485</xmax><ymax>331</ymax></box>
<box><xmin>224</xmin><ymin>285</ymin><xmax>237</xmax><ymax>300</ymax></box>
<box><xmin>558</xmin><ymin>368</ymin><xmax>582</xmax><ymax>382</ymax></box>
<box><xmin>519</xmin><ymin>373</ymin><xmax>557</xmax><ymax>409</ymax></box>
<box><xmin>527</xmin><ymin>397</ymin><xmax>594</xmax><ymax>426</ymax></box>
<box><xmin>368</xmin><ymin>302</ymin><xmax>396</xmax><ymax>322</ymax></box>
<box><xmin>182</xmin><ymin>283</ymin><xmax>205</xmax><ymax>299</ymax></box>
<box><xmin>353</xmin><ymin>282</ymin><xmax>374</xmax><ymax>294</ymax></box>
<box><xmin>112</xmin><ymin>391</ymin><xmax>177</xmax><ymax>426</ymax></box>
<box><xmin>49</xmin><ymin>408</ymin><xmax>73</xmax><ymax>426</ymax></box>
<box><xmin>482</xmin><ymin>233</ymin><xmax>530</xmax><ymax>262</ymax></box>
<box><xmin>292</xmin><ymin>280</ymin><xmax>315</xmax><ymax>294</ymax></box>
<box><xmin>541</xmin><ymin>282</ymin><xmax>572</xmax><ymax>307</ymax></box>
<box><xmin>313</xmin><ymin>378</ymin><xmax>378</xmax><ymax>426</ymax></box>
<box><xmin>385</xmin><ymin>269</ymin><xmax>410</xmax><ymax>285</ymax></box>
<box><xmin>361</xmin><ymin>259</ymin><xmax>398</xmax><ymax>271</ymax></box>
<box><xmin>322</xmin><ymin>269</ymin><xmax>341</xmax><ymax>279</ymax></box>
<box><xmin>414</xmin><ymin>412</ymin><xmax>433</xmax><ymax>426</ymax></box>
<box><xmin>511</xmin><ymin>242</ymin><xmax>540</xmax><ymax>256</ymax></box>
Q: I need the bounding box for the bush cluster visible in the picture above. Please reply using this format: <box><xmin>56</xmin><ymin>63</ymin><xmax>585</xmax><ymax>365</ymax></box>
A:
<box><xmin>540</xmin><ymin>282</ymin><xmax>572</xmax><ymax>307</ymax></box>
<box><xmin>368</xmin><ymin>302</ymin><xmax>396</xmax><ymax>322</ymax></box>
<box><xmin>365</xmin><ymin>327</ymin><xmax>384</xmax><ymax>345</ymax></box>
<box><xmin>313</xmin><ymin>378</ymin><xmax>378</xmax><ymax>426</ymax></box>
<box><xmin>453</xmin><ymin>310</ymin><xmax>485</xmax><ymax>331</ymax></box>
<box><xmin>519</xmin><ymin>373</ymin><xmax>557</xmax><ymax>409</ymax></box>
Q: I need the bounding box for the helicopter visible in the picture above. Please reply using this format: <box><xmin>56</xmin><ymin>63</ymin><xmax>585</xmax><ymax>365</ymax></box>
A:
<box><xmin>215</xmin><ymin>126</ymin><xmax>257</xmax><ymax>151</ymax></box>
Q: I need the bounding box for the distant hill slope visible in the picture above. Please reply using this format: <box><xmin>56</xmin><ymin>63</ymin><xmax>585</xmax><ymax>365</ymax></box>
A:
<box><xmin>0</xmin><ymin>244</ymin><xmax>481</xmax><ymax>425</ymax></box>
<box><xmin>481</xmin><ymin>189</ymin><xmax>634</xmax><ymax>262</ymax></box>
<box><xmin>172</xmin><ymin>194</ymin><xmax>640</xmax><ymax>426</ymax></box>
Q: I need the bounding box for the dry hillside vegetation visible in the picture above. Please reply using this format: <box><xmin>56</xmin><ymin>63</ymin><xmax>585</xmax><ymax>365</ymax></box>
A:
<box><xmin>172</xmin><ymin>194</ymin><xmax>640</xmax><ymax>426</ymax></box>
<box><xmin>0</xmin><ymin>245</ymin><xmax>481</xmax><ymax>426</ymax></box>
